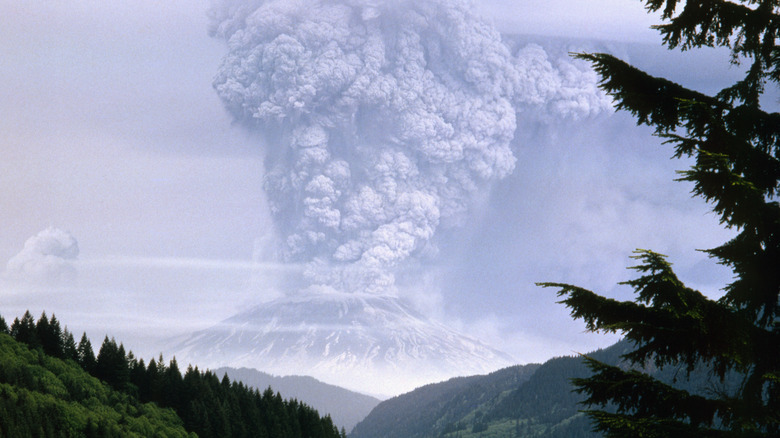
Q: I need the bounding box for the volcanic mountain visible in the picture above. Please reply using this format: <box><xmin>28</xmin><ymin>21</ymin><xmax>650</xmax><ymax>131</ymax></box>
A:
<box><xmin>170</xmin><ymin>292</ymin><xmax>514</xmax><ymax>396</ymax></box>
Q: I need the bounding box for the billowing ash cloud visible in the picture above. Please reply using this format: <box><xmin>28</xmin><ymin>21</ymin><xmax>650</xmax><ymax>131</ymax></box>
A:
<box><xmin>4</xmin><ymin>228</ymin><xmax>79</xmax><ymax>285</ymax></box>
<box><xmin>511</xmin><ymin>42</ymin><xmax>612</xmax><ymax>120</ymax></box>
<box><xmin>209</xmin><ymin>0</ymin><xmax>610</xmax><ymax>294</ymax></box>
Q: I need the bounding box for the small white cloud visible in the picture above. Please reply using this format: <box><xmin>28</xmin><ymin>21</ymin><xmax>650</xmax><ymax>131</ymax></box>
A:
<box><xmin>4</xmin><ymin>227</ymin><xmax>79</xmax><ymax>286</ymax></box>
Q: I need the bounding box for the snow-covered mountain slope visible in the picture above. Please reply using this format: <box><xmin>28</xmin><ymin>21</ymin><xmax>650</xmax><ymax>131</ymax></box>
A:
<box><xmin>169</xmin><ymin>293</ymin><xmax>514</xmax><ymax>396</ymax></box>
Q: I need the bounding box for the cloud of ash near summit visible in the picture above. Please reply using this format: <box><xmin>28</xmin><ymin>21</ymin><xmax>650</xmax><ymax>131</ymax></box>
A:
<box><xmin>208</xmin><ymin>0</ymin><xmax>611</xmax><ymax>296</ymax></box>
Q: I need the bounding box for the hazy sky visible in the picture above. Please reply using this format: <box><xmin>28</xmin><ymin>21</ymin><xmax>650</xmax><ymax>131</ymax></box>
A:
<box><xmin>0</xmin><ymin>0</ymin><xmax>753</xmax><ymax>368</ymax></box>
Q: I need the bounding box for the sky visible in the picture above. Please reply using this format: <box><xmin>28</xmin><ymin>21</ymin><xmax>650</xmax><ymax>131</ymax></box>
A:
<box><xmin>0</xmin><ymin>0</ymin><xmax>757</xmax><ymax>375</ymax></box>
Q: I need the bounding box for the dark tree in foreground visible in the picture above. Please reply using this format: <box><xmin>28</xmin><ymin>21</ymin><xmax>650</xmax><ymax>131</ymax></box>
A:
<box><xmin>540</xmin><ymin>0</ymin><xmax>779</xmax><ymax>436</ymax></box>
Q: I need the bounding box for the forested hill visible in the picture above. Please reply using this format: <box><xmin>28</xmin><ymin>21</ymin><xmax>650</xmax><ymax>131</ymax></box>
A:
<box><xmin>350</xmin><ymin>362</ymin><xmax>542</xmax><ymax>438</ymax></box>
<box><xmin>214</xmin><ymin>367</ymin><xmax>381</xmax><ymax>431</ymax></box>
<box><xmin>0</xmin><ymin>332</ymin><xmax>194</xmax><ymax>437</ymax></box>
<box><xmin>351</xmin><ymin>340</ymin><xmax>739</xmax><ymax>438</ymax></box>
<box><xmin>0</xmin><ymin>310</ymin><xmax>346</xmax><ymax>438</ymax></box>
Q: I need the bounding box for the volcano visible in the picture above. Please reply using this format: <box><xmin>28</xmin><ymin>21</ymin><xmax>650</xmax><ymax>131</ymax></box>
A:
<box><xmin>170</xmin><ymin>293</ymin><xmax>514</xmax><ymax>396</ymax></box>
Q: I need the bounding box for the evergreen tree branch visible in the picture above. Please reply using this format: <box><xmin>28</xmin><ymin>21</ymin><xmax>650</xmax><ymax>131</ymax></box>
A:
<box><xmin>574</xmin><ymin>357</ymin><xmax>729</xmax><ymax>428</ymax></box>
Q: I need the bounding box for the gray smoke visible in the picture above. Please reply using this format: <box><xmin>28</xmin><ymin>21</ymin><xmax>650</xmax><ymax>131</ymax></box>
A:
<box><xmin>209</xmin><ymin>0</ymin><xmax>610</xmax><ymax>294</ymax></box>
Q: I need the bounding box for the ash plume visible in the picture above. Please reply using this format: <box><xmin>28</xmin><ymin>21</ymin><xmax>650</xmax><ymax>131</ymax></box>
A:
<box><xmin>209</xmin><ymin>0</ymin><xmax>610</xmax><ymax>295</ymax></box>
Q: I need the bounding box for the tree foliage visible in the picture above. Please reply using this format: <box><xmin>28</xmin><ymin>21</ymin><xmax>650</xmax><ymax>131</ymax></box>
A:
<box><xmin>540</xmin><ymin>0</ymin><xmax>779</xmax><ymax>436</ymax></box>
<box><xmin>0</xmin><ymin>331</ymin><xmax>194</xmax><ymax>437</ymax></box>
<box><xmin>1</xmin><ymin>309</ymin><xmax>344</xmax><ymax>438</ymax></box>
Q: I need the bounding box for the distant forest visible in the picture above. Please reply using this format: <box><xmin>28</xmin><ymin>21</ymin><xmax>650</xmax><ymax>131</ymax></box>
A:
<box><xmin>0</xmin><ymin>310</ymin><xmax>346</xmax><ymax>438</ymax></box>
<box><xmin>350</xmin><ymin>340</ymin><xmax>744</xmax><ymax>438</ymax></box>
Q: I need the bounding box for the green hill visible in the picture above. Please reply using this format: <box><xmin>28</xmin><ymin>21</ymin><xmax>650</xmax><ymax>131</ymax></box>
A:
<box><xmin>0</xmin><ymin>310</ymin><xmax>345</xmax><ymax>438</ymax></box>
<box><xmin>350</xmin><ymin>362</ymin><xmax>541</xmax><ymax>438</ymax></box>
<box><xmin>351</xmin><ymin>340</ymin><xmax>740</xmax><ymax>438</ymax></box>
<box><xmin>213</xmin><ymin>367</ymin><xmax>381</xmax><ymax>431</ymax></box>
<box><xmin>0</xmin><ymin>332</ymin><xmax>194</xmax><ymax>437</ymax></box>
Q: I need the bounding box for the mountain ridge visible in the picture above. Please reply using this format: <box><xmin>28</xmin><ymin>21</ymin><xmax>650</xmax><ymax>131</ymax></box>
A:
<box><xmin>351</xmin><ymin>363</ymin><xmax>542</xmax><ymax>437</ymax></box>
<box><xmin>212</xmin><ymin>366</ymin><xmax>381</xmax><ymax>431</ymax></box>
<box><xmin>350</xmin><ymin>340</ymin><xmax>741</xmax><ymax>438</ymax></box>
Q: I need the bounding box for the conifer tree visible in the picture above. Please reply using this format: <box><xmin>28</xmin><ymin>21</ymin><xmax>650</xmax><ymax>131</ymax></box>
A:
<box><xmin>61</xmin><ymin>328</ymin><xmax>78</xmax><ymax>361</ymax></box>
<box><xmin>37</xmin><ymin>313</ymin><xmax>64</xmax><ymax>358</ymax></box>
<box><xmin>96</xmin><ymin>337</ymin><xmax>130</xmax><ymax>390</ymax></box>
<box><xmin>130</xmin><ymin>356</ymin><xmax>149</xmax><ymax>400</ymax></box>
<box><xmin>10</xmin><ymin>311</ymin><xmax>39</xmax><ymax>349</ymax></box>
<box><xmin>163</xmin><ymin>357</ymin><xmax>184</xmax><ymax>408</ymax></box>
<box><xmin>77</xmin><ymin>332</ymin><xmax>97</xmax><ymax>374</ymax></box>
<box><xmin>541</xmin><ymin>0</ymin><xmax>779</xmax><ymax>436</ymax></box>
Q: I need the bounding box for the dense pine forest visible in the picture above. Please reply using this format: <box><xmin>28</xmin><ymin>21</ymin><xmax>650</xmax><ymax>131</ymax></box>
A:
<box><xmin>0</xmin><ymin>310</ymin><xmax>346</xmax><ymax>438</ymax></box>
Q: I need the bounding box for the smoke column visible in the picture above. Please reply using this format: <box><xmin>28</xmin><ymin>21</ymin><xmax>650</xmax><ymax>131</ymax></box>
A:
<box><xmin>209</xmin><ymin>0</ymin><xmax>609</xmax><ymax>295</ymax></box>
